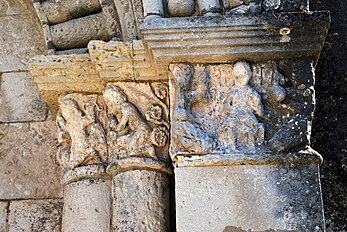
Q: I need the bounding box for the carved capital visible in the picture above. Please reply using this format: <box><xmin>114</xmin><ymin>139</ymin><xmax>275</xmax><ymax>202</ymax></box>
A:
<box><xmin>56</xmin><ymin>82</ymin><xmax>171</xmax><ymax>181</ymax></box>
<box><xmin>169</xmin><ymin>60</ymin><xmax>320</xmax><ymax>162</ymax></box>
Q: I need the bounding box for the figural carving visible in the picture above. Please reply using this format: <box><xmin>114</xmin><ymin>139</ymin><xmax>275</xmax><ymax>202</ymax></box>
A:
<box><xmin>219</xmin><ymin>61</ymin><xmax>265</xmax><ymax>152</ymax></box>
<box><xmin>57</xmin><ymin>82</ymin><xmax>170</xmax><ymax>172</ymax></box>
<box><xmin>57</xmin><ymin>94</ymin><xmax>108</xmax><ymax>171</ymax></box>
<box><xmin>169</xmin><ymin>60</ymin><xmax>317</xmax><ymax>158</ymax></box>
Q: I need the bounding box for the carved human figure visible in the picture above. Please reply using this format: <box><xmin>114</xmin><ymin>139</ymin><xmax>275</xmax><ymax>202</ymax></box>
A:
<box><xmin>103</xmin><ymin>83</ymin><xmax>157</xmax><ymax>160</ymax></box>
<box><xmin>171</xmin><ymin>64</ymin><xmax>216</xmax><ymax>153</ymax></box>
<box><xmin>219</xmin><ymin>61</ymin><xmax>265</xmax><ymax>152</ymax></box>
<box><xmin>57</xmin><ymin>95</ymin><xmax>107</xmax><ymax>170</ymax></box>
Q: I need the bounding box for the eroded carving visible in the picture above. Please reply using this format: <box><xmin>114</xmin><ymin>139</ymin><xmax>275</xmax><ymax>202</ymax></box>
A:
<box><xmin>57</xmin><ymin>94</ymin><xmax>107</xmax><ymax>171</ymax></box>
<box><xmin>57</xmin><ymin>82</ymin><xmax>170</xmax><ymax>174</ymax></box>
<box><xmin>103</xmin><ymin>83</ymin><xmax>170</xmax><ymax>162</ymax></box>
<box><xmin>219</xmin><ymin>61</ymin><xmax>265</xmax><ymax>152</ymax></box>
<box><xmin>143</xmin><ymin>0</ymin><xmax>264</xmax><ymax>18</ymax></box>
<box><xmin>170</xmin><ymin>60</ymin><xmax>315</xmax><ymax>158</ymax></box>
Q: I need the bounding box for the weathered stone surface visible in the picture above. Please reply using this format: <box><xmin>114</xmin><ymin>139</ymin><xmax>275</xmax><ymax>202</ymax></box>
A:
<box><xmin>175</xmin><ymin>163</ymin><xmax>325</xmax><ymax>232</ymax></box>
<box><xmin>62</xmin><ymin>178</ymin><xmax>111</xmax><ymax>232</ymax></box>
<box><xmin>143</xmin><ymin>0</ymin><xmax>164</xmax><ymax>18</ymax></box>
<box><xmin>0</xmin><ymin>201</ymin><xmax>8</xmax><ymax>232</ymax></box>
<box><xmin>169</xmin><ymin>60</ymin><xmax>315</xmax><ymax>157</ymax></box>
<box><xmin>50</xmin><ymin>13</ymin><xmax>114</xmax><ymax>50</ymax></box>
<box><xmin>0</xmin><ymin>72</ymin><xmax>47</xmax><ymax>122</ymax></box>
<box><xmin>104</xmin><ymin>83</ymin><xmax>170</xmax><ymax>163</ymax></box>
<box><xmin>56</xmin><ymin>82</ymin><xmax>170</xmax><ymax>174</ymax></box>
<box><xmin>0</xmin><ymin>117</ymin><xmax>62</xmax><ymax>199</ymax></box>
<box><xmin>57</xmin><ymin>94</ymin><xmax>108</xmax><ymax>171</ymax></box>
<box><xmin>197</xmin><ymin>0</ymin><xmax>221</xmax><ymax>15</ymax></box>
<box><xmin>167</xmin><ymin>0</ymin><xmax>195</xmax><ymax>17</ymax></box>
<box><xmin>140</xmin><ymin>12</ymin><xmax>330</xmax><ymax>75</ymax></box>
<box><xmin>41</xmin><ymin>0</ymin><xmax>101</xmax><ymax>25</ymax></box>
<box><xmin>114</xmin><ymin>0</ymin><xmax>139</xmax><ymax>41</ymax></box>
<box><xmin>0</xmin><ymin>0</ymin><xmax>36</xmax><ymax>16</ymax></box>
<box><xmin>33</xmin><ymin>0</ymin><xmax>121</xmax><ymax>52</ymax></box>
<box><xmin>112</xmin><ymin>170</ymin><xmax>170</xmax><ymax>232</ymax></box>
<box><xmin>8</xmin><ymin>199</ymin><xmax>63</xmax><ymax>232</ymax></box>
<box><xmin>0</xmin><ymin>14</ymin><xmax>46</xmax><ymax>72</ymax></box>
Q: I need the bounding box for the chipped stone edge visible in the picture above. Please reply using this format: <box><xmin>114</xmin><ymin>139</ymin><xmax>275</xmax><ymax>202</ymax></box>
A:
<box><xmin>174</xmin><ymin>148</ymin><xmax>323</xmax><ymax>168</ymax></box>
<box><xmin>106</xmin><ymin>157</ymin><xmax>173</xmax><ymax>176</ymax></box>
<box><xmin>61</xmin><ymin>164</ymin><xmax>108</xmax><ymax>186</ymax></box>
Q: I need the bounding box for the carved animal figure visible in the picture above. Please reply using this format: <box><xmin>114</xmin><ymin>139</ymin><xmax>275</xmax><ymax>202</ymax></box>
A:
<box><xmin>57</xmin><ymin>95</ymin><xmax>107</xmax><ymax>170</ymax></box>
<box><xmin>103</xmin><ymin>83</ymin><xmax>157</xmax><ymax>160</ymax></box>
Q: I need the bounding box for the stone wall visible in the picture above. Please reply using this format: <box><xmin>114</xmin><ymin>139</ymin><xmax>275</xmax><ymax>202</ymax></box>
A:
<box><xmin>0</xmin><ymin>0</ymin><xmax>346</xmax><ymax>231</ymax></box>
<box><xmin>0</xmin><ymin>0</ymin><xmax>63</xmax><ymax>231</ymax></box>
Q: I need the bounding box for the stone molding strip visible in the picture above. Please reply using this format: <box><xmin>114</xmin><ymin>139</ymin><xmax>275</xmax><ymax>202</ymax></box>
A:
<box><xmin>174</xmin><ymin>149</ymin><xmax>323</xmax><ymax>167</ymax></box>
<box><xmin>106</xmin><ymin>157</ymin><xmax>174</xmax><ymax>176</ymax></box>
<box><xmin>140</xmin><ymin>12</ymin><xmax>330</xmax><ymax>76</ymax></box>
<box><xmin>61</xmin><ymin>164</ymin><xmax>108</xmax><ymax>186</ymax></box>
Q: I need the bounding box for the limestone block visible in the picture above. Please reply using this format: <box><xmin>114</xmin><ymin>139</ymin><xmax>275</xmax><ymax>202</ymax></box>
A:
<box><xmin>113</xmin><ymin>0</ymin><xmax>139</xmax><ymax>41</ymax></box>
<box><xmin>197</xmin><ymin>0</ymin><xmax>221</xmax><ymax>15</ymax></box>
<box><xmin>0</xmin><ymin>118</ymin><xmax>62</xmax><ymax>199</ymax></box>
<box><xmin>0</xmin><ymin>0</ymin><xmax>36</xmax><ymax>16</ymax></box>
<box><xmin>175</xmin><ymin>163</ymin><xmax>325</xmax><ymax>231</ymax></box>
<box><xmin>41</xmin><ymin>0</ymin><xmax>101</xmax><ymax>25</ymax></box>
<box><xmin>50</xmin><ymin>13</ymin><xmax>113</xmax><ymax>50</ymax></box>
<box><xmin>0</xmin><ymin>201</ymin><xmax>8</xmax><ymax>232</ymax></box>
<box><xmin>62</xmin><ymin>178</ymin><xmax>111</xmax><ymax>232</ymax></box>
<box><xmin>143</xmin><ymin>0</ymin><xmax>164</xmax><ymax>18</ymax></box>
<box><xmin>8</xmin><ymin>199</ymin><xmax>63</xmax><ymax>232</ymax></box>
<box><xmin>0</xmin><ymin>72</ymin><xmax>47</xmax><ymax>122</ymax></box>
<box><xmin>112</xmin><ymin>170</ymin><xmax>170</xmax><ymax>232</ymax></box>
<box><xmin>167</xmin><ymin>0</ymin><xmax>195</xmax><ymax>17</ymax></box>
<box><xmin>0</xmin><ymin>14</ymin><xmax>46</xmax><ymax>72</ymax></box>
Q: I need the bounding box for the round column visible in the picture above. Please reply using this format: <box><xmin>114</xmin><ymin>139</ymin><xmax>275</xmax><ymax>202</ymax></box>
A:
<box><xmin>107</xmin><ymin>157</ymin><xmax>172</xmax><ymax>232</ymax></box>
<box><xmin>61</xmin><ymin>165</ymin><xmax>111</xmax><ymax>232</ymax></box>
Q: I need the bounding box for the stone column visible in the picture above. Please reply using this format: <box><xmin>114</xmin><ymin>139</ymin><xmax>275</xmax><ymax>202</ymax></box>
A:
<box><xmin>143</xmin><ymin>0</ymin><xmax>164</xmax><ymax>18</ymax></box>
<box><xmin>61</xmin><ymin>165</ymin><xmax>111</xmax><ymax>232</ymax></box>
<box><xmin>56</xmin><ymin>93</ymin><xmax>111</xmax><ymax>232</ymax></box>
<box><xmin>107</xmin><ymin>158</ymin><xmax>172</xmax><ymax>231</ymax></box>
<box><xmin>169</xmin><ymin>60</ymin><xmax>326</xmax><ymax>231</ymax></box>
<box><xmin>103</xmin><ymin>82</ymin><xmax>172</xmax><ymax>232</ymax></box>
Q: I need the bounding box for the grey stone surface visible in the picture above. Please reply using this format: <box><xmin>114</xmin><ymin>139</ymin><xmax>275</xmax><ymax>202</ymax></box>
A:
<box><xmin>0</xmin><ymin>201</ymin><xmax>8</xmax><ymax>232</ymax></box>
<box><xmin>41</xmin><ymin>0</ymin><xmax>101</xmax><ymax>25</ymax></box>
<box><xmin>0</xmin><ymin>117</ymin><xmax>62</xmax><ymax>200</ymax></box>
<box><xmin>197</xmin><ymin>0</ymin><xmax>221</xmax><ymax>14</ymax></box>
<box><xmin>112</xmin><ymin>170</ymin><xmax>170</xmax><ymax>232</ymax></box>
<box><xmin>0</xmin><ymin>14</ymin><xmax>46</xmax><ymax>72</ymax></box>
<box><xmin>175</xmin><ymin>163</ymin><xmax>325</xmax><ymax>232</ymax></box>
<box><xmin>62</xmin><ymin>178</ymin><xmax>111</xmax><ymax>232</ymax></box>
<box><xmin>169</xmin><ymin>60</ymin><xmax>316</xmax><ymax>157</ymax></box>
<box><xmin>8</xmin><ymin>199</ymin><xmax>63</xmax><ymax>232</ymax></box>
<box><xmin>143</xmin><ymin>0</ymin><xmax>164</xmax><ymax>18</ymax></box>
<box><xmin>0</xmin><ymin>0</ymin><xmax>36</xmax><ymax>16</ymax></box>
<box><xmin>50</xmin><ymin>13</ymin><xmax>113</xmax><ymax>50</ymax></box>
<box><xmin>0</xmin><ymin>72</ymin><xmax>47</xmax><ymax>122</ymax></box>
<box><xmin>167</xmin><ymin>0</ymin><xmax>195</xmax><ymax>17</ymax></box>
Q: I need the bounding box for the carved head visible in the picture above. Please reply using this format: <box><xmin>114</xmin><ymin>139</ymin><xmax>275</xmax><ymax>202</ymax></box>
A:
<box><xmin>58</xmin><ymin>97</ymin><xmax>82</xmax><ymax>119</ymax></box>
<box><xmin>103</xmin><ymin>83</ymin><xmax>127</xmax><ymax>106</ymax></box>
<box><xmin>232</xmin><ymin>61</ymin><xmax>252</xmax><ymax>86</ymax></box>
